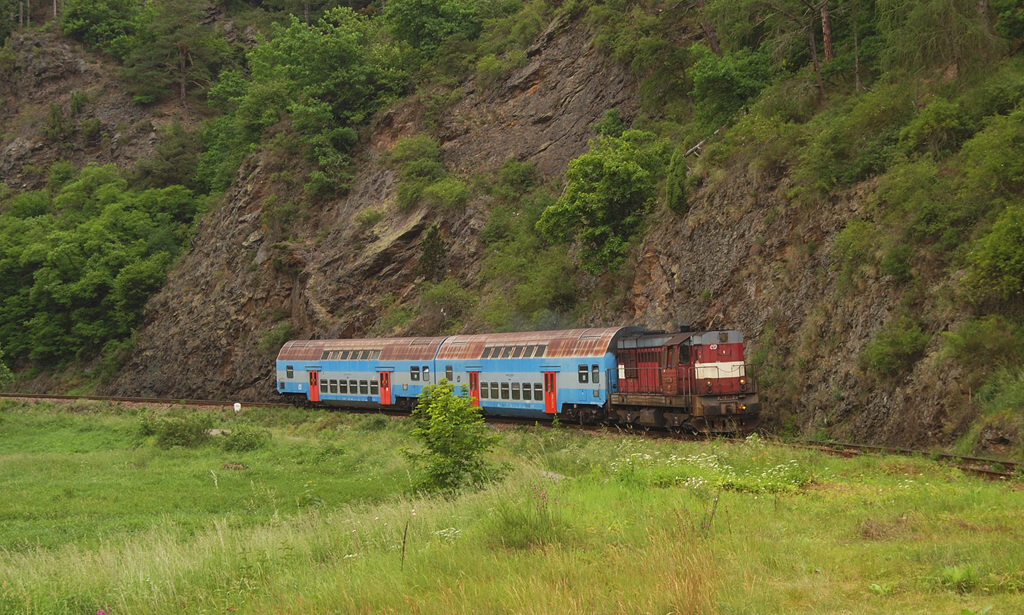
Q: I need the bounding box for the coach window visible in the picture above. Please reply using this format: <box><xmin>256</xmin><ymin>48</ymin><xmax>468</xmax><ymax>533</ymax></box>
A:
<box><xmin>578</xmin><ymin>365</ymin><xmax>589</xmax><ymax>384</ymax></box>
<box><xmin>370</xmin><ymin>378</ymin><xmax>379</xmax><ymax>395</ymax></box>
<box><xmin>500</xmin><ymin>346</ymin><xmax>512</xmax><ymax>358</ymax></box>
<box><xmin>359</xmin><ymin>381</ymin><xmax>369</xmax><ymax>395</ymax></box>
<box><xmin>286</xmin><ymin>365</ymin><xmax>294</xmax><ymax>378</ymax></box>
<box><xmin>410</xmin><ymin>366</ymin><xmax>420</xmax><ymax>381</ymax></box>
<box><xmin>490</xmin><ymin>382</ymin><xmax>499</xmax><ymax>399</ymax></box>
<box><xmin>511</xmin><ymin>382</ymin><xmax>521</xmax><ymax>400</ymax></box>
<box><xmin>422</xmin><ymin>366</ymin><xmax>430</xmax><ymax>382</ymax></box>
<box><xmin>480</xmin><ymin>382</ymin><xmax>489</xmax><ymax>399</ymax></box>
<box><xmin>535</xmin><ymin>345</ymin><xmax>546</xmax><ymax>357</ymax></box>
<box><xmin>522</xmin><ymin>383</ymin><xmax>531</xmax><ymax>401</ymax></box>
<box><xmin>320</xmin><ymin>380</ymin><xmax>327</xmax><ymax>394</ymax></box>
<box><xmin>321</xmin><ymin>351</ymin><xmax>330</xmax><ymax>360</ymax></box>
<box><xmin>446</xmin><ymin>365</ymin><xmax>453</xmax><ymax>381</ymax></box>
<box><xmin>339</xmin><ymin>380</ymin><xmax>348</xmax><ymax>394</ymax></box>
<box><xmin>500</xmin><ymin>383</ymin><xmax>510</xmax><ymax>399</ymax></box>
<box><xmin>349</xmin><ymin>380</ymin><xmax>358</xmax><ymax>393</ymax></box>
<box><xmin>513</xmin><ymin>346</ymin><xmax>525</xmax><ymax>358</ymax></box>
<box><xmin>592</xmin><ymin>364</ymin><xmax>600</xmax><ymax>385</ymax></box>
<box><xmin>329</xmin><ymin>380</ymin><xmax>338</xmax><ymax>394</ymax></box>
<box><xmin>534</xmin><ymin>383</ymin><xmax>543</xmax><ymax>398</ymax></box>
<box><xmin>482</xmin><ymin>347</ymin><xmax>492</xmax><ymax>359</ymax></box>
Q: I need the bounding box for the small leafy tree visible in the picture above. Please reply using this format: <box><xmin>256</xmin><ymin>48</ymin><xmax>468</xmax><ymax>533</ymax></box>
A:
<box><xmin>403</xmin><ymin>379</ymin><xmax>504</xmax><ymax>494</ymax></box>
<box><xmin>0</xmin><ymin>342</ymin><xmax>13</xmax><ymax>387</ymax></box>
<box><xmin>537</xmin><ymin>129</ymin><xmax>669</xmax><ymax>274</ymax></box>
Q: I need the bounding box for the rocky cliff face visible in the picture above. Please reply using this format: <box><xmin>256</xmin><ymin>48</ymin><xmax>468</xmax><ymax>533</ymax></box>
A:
<box><xmin>105</xmin><ymin>17</ymin><xmax>641</xmax><ymax>402</ymax></box>
<box><xmin>0</xmin><ymin>30</ymin><xmax>169</xmax><ymax>190</ymax></box>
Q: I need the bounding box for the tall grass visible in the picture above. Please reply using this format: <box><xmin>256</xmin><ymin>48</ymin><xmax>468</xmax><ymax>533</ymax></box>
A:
<box><xmin>1</xmin><ymin>402</ymin><xmax>1022</xmax><ymax>613</ymax></box>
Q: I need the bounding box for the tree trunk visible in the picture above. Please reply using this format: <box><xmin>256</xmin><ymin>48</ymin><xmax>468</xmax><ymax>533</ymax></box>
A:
<box><xmin>807</xmin><ymin>19</ymin><xmax>825</xmax><ymax>103</ymax></box>
<box><xmin>694</xmin><ymin>0</ymin><xmax>722</xmax><ymax>57</ymax></box>
<box><xmin>853</xmin><ymin>7</ymin><xmax>862</xmax><ymax>91</ymax></box>
<box><xmin>303</xmin><ymin>2</ymin><xmax>310</xmax><ymax>25</ymax></box>
<box><xmin>820</xmin><ymin>2</ymin><xmax>833</xmax><ymax>62</ymax></box>
<box><xmin>53</xmin><ymin>0</ymin><xmax>57</xmax><ymax>18</ymax></box>
<box><xmin>178</xmin><ymin>44</ymin><xmax>188</xmax><ymax>108</ymax></box>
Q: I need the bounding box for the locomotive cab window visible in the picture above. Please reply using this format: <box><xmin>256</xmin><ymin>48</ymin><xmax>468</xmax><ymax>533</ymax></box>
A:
<box><xmin>410</xmin><ymin>366</ymin><xmax>420</xmax><ymax>381</ymax></box>
<box><xmin>286</xmin><ymin>365</ymin><xmax>294</xmax><ymax>379</ymax></box>
<box><xmin>578</xmin><ymin>365</ymin><xmax>589</xmax><ymax>383</ymax></box>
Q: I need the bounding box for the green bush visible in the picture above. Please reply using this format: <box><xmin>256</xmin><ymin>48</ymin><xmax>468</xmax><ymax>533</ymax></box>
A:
<box><xmin>941</xmin><ymin>315</ymin><xmax>1024</xmax><ymax>377</ymax></box>
<box><xmin>420</xmin><ymin>176</ymin><xmax>469</xmax><ymax>210</ymax></box>
<box><xmin>688</xmin><ymin>44</ymin><xmax>770</xmax><ymax>133</ymax></box>
<box><xmin>898</xmin><ymin>98</ymin><xmax>968</xmax><ymax>158</ymax></box>
<box><xmin>966</xmin><ymin>204</ymin><xmax>1024</xmax><ymax>300</ymax></box>
<box><xmin>222</xmin><ymin>425</ymin><xmax>271</xmax><ymax>452</ymax></box>
<box><xmin>863</xmin><ymin>315</ymin><xmax>931</xmax><ymax>378</ymax></box>
<box><xmin>403</xmin><ymin>379</ymin><xmax>505</xmax><ymax>494</ymax></box>
<box><xmin>154</xmin><ymin>412</ymin><xmax>215</xmax><ymax>449</ymax></box>
<box><xmin>536</xmin><ymin>130</ymin><xmax>669</xmax><ymax>273</ymax></box>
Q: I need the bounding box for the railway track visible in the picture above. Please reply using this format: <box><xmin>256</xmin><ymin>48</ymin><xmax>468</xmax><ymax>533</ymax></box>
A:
<box><xmin>3</xmin><ymin>393</ymin><xmax>1020</xmax><ymax>480</ymax></box>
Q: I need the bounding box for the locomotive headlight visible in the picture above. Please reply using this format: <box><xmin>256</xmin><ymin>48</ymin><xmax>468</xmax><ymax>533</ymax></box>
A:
<box><xmin>739</xmin><ymin>378</ymin><xmax>746</xmax><ymax>385</ymax></box>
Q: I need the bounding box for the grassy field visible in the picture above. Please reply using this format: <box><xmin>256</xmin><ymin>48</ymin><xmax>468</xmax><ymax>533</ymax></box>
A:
<box><xmin>1</xmin><ymin>400</ymin><xmax>1022</xmax><ymax>614</ymax></box>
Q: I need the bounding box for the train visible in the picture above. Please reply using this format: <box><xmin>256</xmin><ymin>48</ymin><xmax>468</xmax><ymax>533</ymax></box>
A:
<box><xmin>275</xmin><ymin>326</ymin><xmax>761</xmax><ymax>432</ymax></box>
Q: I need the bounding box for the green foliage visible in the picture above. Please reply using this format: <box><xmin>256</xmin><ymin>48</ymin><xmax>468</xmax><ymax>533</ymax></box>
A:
<box><xmin>388</xmin><ymin>134</ymin><xmax>466</xmax><ymax>211</ymax></box>
<box><xmin>61</xmin><ymin>0</ymin><xmax>140</xmax><ymax>57</ymax></box>
<box><xmin>0</xmin><ymin>164</ymin><xmax>199</xmax><ymax>366</ymax></box>
<box><xmin>863</xmin><ymin>315</ymin><xmax>931</xmax><ymax>378</ymax></box>
<box><xmin>258</xmin><ymin>322</ymin><xmax>294</xmax><ymax>356</ymax></box>
<box><xmin>899</xmin><ymin>98</ymin><xmax>969</xmax><ymax>158</ymax></box>
<box><xmin>122</xmin><ymin>0</ymin><xmax>232</xmax><ymax>105</ymax></box>
<box><xmin>415</xmin><ymin>223</ymin><xmax>447</xmax><ymax>282</ymax></box>
<box><xmin>877</xmin><ymin>0</ymin><xmax>1002</xmax><ymax>74</ymax></box>
<box><xmin>593</xmin><ymin>108</ymin><xmax>626</xmax><ymax>137</ymax></box>
<box><xmin>0</xmin><ymin>342</ymin><xmax>13</xmax><ymax>387</ymax></box>
<box><xmin>149</xmin><ymin>412</ymin><xmax>215</xmax><ymax>449</ymax></box>
<box><xmin>131</xmin><ymin>121</ymin><xmax>200</xmax><ymax>190</ymax></box>
<box><xmin>384</xmin><ymin>0</ymin><xmax>484</xmax><ymax>56</ymax></box>
<box><xmin>688</xmin><ymin>43</ymin><xmax>770</xmax><ymax>133</ymax></box>
<box><xmin>492</xmin><ymin>158</ymin><xmax>537</xmax><ymax>201</ymax></box>
<box><xmin>418</xmin><ymin>278</ymin><xmax>474</xmax><ymax>331</ymax></box>
<box><xmin>797</xmin><ymin>85</ymin><xmax>915</xmax><ymax>191</ymax></box>
<box><xmin>222</xmin><ymin>425</ymin><xmax>272</xmax><ymax>452</ymax></box>
<box><xmin>403</xmin><ymin>379</ymin><xmax>504</xmax><ymax>494</ymax></box>
<box><xmin>941</xmin><ymin>316</ymin><xmax>1024</xmax><ymax>381</ymax></box>
<box><xmin>537</xmin><ymin>130</ymin><xmax>669</xmax><ymax>274</ymax></box>
<box><xmin>664</xmin><ymin>145</ymin><xmax>688</xmax><ymax>216</ymax></box>
<box><xmin>966</xmin><ymin>204</ymin><xmax>1024</xmax><ymax>300</ymax></box>
<box><xmin>43</xmin><ymin>103</ymin><xmax>71</xmax><ymax>142</ymax></box>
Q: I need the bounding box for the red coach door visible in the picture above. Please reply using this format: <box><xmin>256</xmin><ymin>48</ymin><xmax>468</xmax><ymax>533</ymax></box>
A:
<box><xmin>543</xmin><ymin>372</ymin><xmax>557</xmax><ymax>414</ymax></box>
<box><xmin>468</xmin><ymin>371</ymin><xmax>480</xmax><ymax>407</ymax></box>
<box><xmin>308</xmin><ymin>370</ymin><xmax>320</xmax><ymax>402</ymax></box>
<box><xmin>379</xmin><ymin>371</ymin><xmax>392</xmax><ymax>406</ymax></box>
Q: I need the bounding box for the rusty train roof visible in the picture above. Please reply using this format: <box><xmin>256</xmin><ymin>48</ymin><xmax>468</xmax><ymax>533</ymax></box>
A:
<box><xmin>436</xmin><ymin>327</ymin><xmax>641</xmax><ymax>360</ymax></box>
<box><xmin>277</xmin><ymin>337</ymin><xmax>447</xmax><ymax>362</ymax></box>
<box><xmin>277</xmin><ymin>327</ymin><xmax>645</xmax><ymax>362</ymax></box>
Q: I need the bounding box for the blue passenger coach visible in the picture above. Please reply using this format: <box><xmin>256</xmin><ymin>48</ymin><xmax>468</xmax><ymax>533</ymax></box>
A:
<box><xmin>276</xmin><ymin>327</ymin><xmax>639</xmax><ymax>419</ymax></box>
